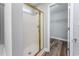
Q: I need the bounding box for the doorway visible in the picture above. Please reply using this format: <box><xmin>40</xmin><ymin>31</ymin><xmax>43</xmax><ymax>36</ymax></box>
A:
<box><xmin>48</xmin><ymin>3</ymin><xmax>69</xmax><ymax>56</ymax></box>
<box><xmin>23</xmin><ymin>4</ymin><xmax>44</xmax><ymax>56</ymax></box>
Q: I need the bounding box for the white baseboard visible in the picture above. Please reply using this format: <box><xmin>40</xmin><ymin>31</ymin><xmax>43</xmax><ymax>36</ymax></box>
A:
<box><xmin>50</xmin><ymin>36</ymin><xmax>67</xmax><ymax>42</ymax></box>
<box><xmin>44</xmin><ymin>48</ymin><xmax>50</xmax><ymax>52</ymax></box>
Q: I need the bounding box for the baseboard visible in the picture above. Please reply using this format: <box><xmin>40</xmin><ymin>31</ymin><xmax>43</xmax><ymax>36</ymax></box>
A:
<box><xmin>50</xmin><ymin>36</ymin><xmax>67</xmax><ymax>42</ymax></box>
<box><xmin>44</xmin><ymin>48</ymin><xmax>50</xmax><ymax>52</ymax></box>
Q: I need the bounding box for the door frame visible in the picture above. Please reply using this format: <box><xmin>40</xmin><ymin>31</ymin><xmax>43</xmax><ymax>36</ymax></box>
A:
<box><xmin>48</xmin><ymin>3</ymin><xmax>74</xmax><ymax>56</ymax></box>
<box><xmin>69</xmin><ymin>3</ymin><xmax>74</xmax><ymax>56</ymax></box>
<box><xmin>48</xmin><ymin>3</ymin><xmax>56</xmax><ymax>52</ymax></box>
<box><xmin>4</xmin><ymin>3</ymin><xmax>12</xmax><ymax>56</ymax></box>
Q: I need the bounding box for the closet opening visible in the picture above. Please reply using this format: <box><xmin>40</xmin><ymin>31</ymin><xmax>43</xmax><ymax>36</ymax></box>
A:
<box><xmin>47</xmin><ymin>3</ymin><xmax>69</xmax><ymax>56</ymax></box>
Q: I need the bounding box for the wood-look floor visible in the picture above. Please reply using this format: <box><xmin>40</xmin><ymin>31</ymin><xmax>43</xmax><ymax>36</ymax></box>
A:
<box><xmin>44</xmin><ymin>39</ymin><xmax>67</xmax><ymax>56</ymax></box>
<box><xmin>60</xmin><ymin>41</ymin><xmax>67</xmax><ymax>56</ymax></box>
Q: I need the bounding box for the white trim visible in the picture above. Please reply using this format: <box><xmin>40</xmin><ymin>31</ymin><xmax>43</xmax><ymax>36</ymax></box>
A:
<box><xmin>48</xmin><ymin>3</ymin><xmax>60</xmax><ymax>52</ymax></box>
<box><xmin>67</xmin><ymin>3</ymin><xmax>70</xmax><ymax>56</ymax></box>
<box><xmin>4</xmin><ymin>3</ymin><xmax>12</xmax><ymax>56</ymax></box>
<box><xmin>44</xmin><ymin>48</ymin><xmax>50</xmax><ymax>52</ymax></box>
<box><xmin>48</xmin><ymin>4</ymin><xmax>51</xmax><ymax>52</ymax></box>
<box><xmin>50</xmin><ymin>36</ymin><xmax>67</xmax><ymax>42</ymax></box>
<box><xmin>69</xmin><ymin>3</ymin><xmax>74</xmax><ymax>56</ymax></box>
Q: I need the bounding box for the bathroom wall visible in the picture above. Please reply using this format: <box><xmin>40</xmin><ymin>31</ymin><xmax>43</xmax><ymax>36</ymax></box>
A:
<box><xmin>73</xmin><ymin>3</ymin><xmax>79</xmax><ymax>56</ymax></box>
<box><xmin>4</xmin><ymin>3</ymin><xmax>12</xmax><ymax>56</ymax></box>
<box><xmin>12</xmin><ymin>3</ymin><xmax>23</xmax><ymax>56</ymax></box>
<box><xmin>50</xmin><ymin>4</ymin><xmax>68</xmax><ymax>40</ymax></box>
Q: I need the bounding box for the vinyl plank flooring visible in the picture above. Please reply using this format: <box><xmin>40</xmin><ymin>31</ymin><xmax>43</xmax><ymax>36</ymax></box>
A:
<box><xmin>45</xmin><ymin>40</ymin><xmax>67</xmax><ymax>56</ymax></box>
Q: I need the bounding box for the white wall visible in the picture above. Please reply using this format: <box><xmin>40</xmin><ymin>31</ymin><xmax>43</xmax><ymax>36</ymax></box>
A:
<box><xmin>50</xmin><ymin>4</ymin><xmax>68</xmax><ymax>40</ymax></box>
<box><xmin>73</xmin><ymin>3</ymin><xmax>79</xmax><ymax>56</ymax></box>
<box><xmin>4</xmin><ymin>3</ymin><xmax>25</xmax><ymax>56</ymax></box>
<box><xmin>4</xmin><ymin>3</ymin><xmax>12</xmax><ymax>56</ymax></box>
<box><xmin>12</xmin><ymin>3</ymin><xmax>23</xmax><ymax>56</ymax></box>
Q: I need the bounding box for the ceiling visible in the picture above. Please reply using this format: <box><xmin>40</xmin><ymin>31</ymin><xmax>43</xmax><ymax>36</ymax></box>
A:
<box><xmin>30</xmin><ymin>3</ymin><xmax>42</xmax><ymax>6</ymax></box>
<box><xmin>50</xmin><ymin>3</ymin><xmax>68</xmax><ymax>13</ymax></box>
